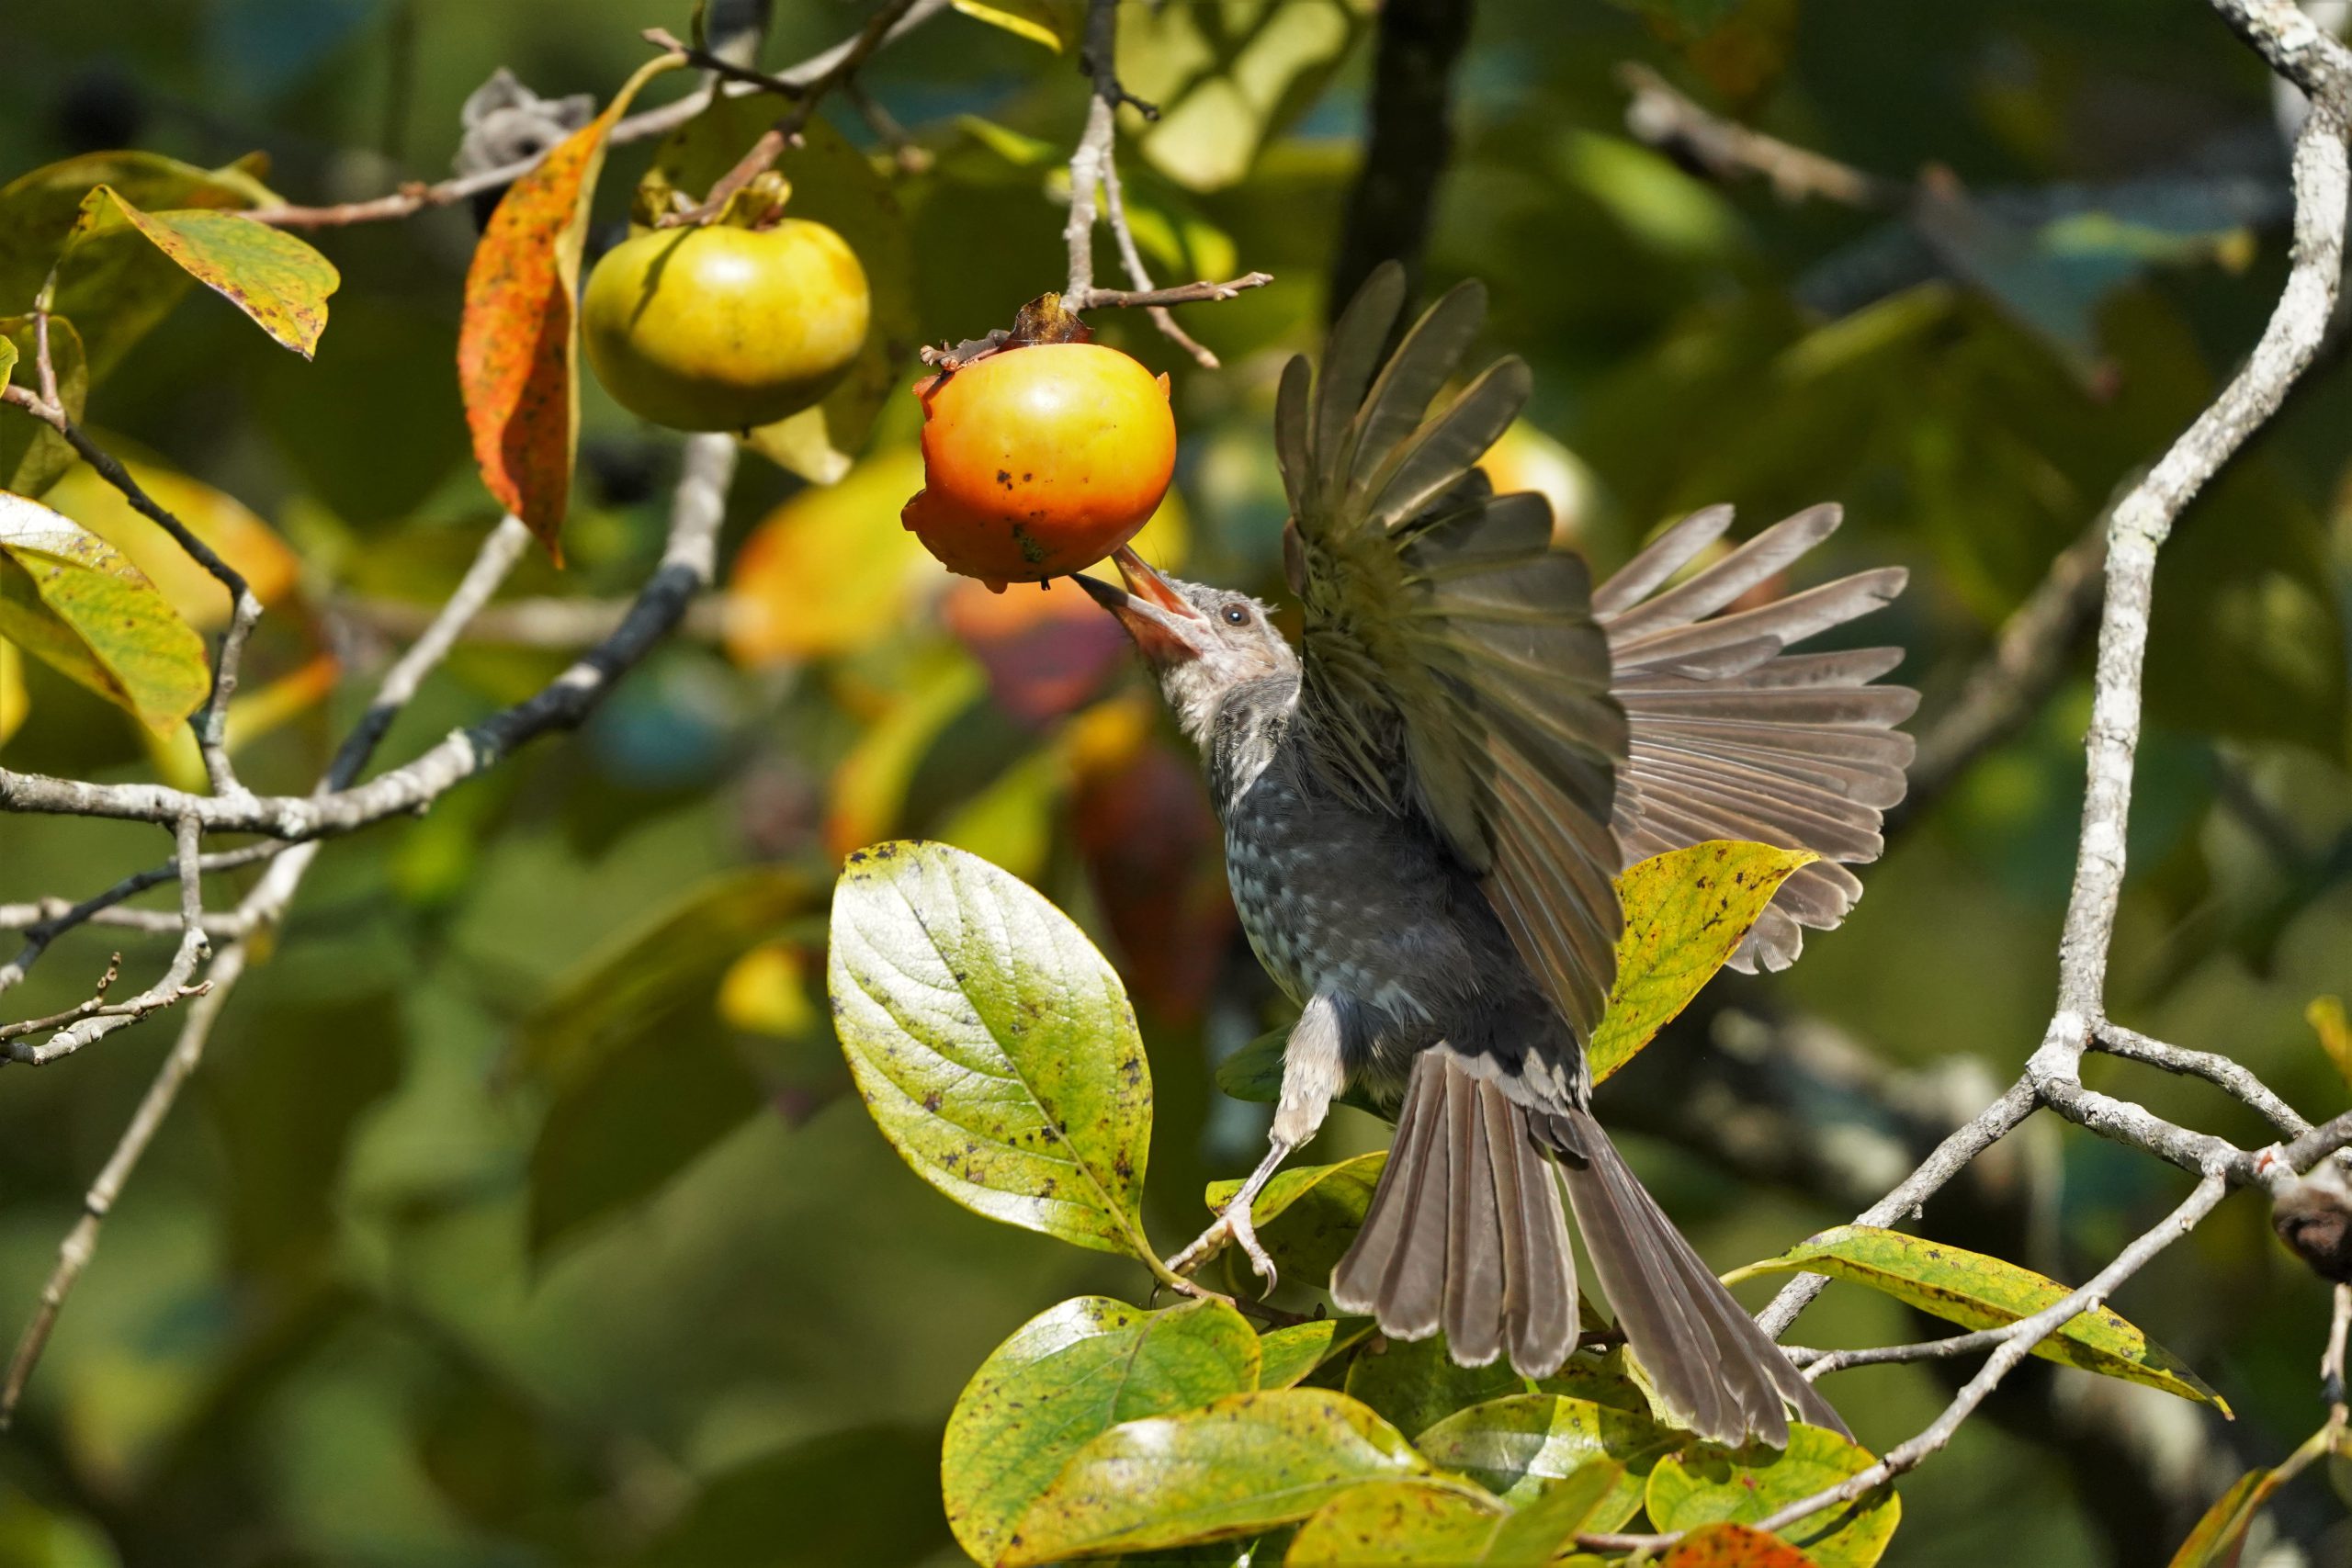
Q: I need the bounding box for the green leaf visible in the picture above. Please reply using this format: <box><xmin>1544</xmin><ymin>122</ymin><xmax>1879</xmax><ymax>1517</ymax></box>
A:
<box><xmin>625</xmin><ymin>1425</ymin><xmax>951</xmax><ymax>1568</ymax></box>
<box><xmin>1116</xmin><ymin>0</ymin><xmax>1374</xmax><ymax>192</ymax></box>
<box><xmin>653</xmin><ymin>102</ymin><xmax>916</xmax><ymax>483</ymax></box>
<box><xmin>1283</xmin><ymin>1461</ymin><xmax>1628</xmax><ymax>1566</ymax></box>
<box><xmin>0</xmin><ymin>315</ymin><xmax>88</xmax><ymax>497</ymax></box>
<box><xmin>515</xmin><ymin>867</ymin><xmax>824</xmax><ymax>1258</ymax></box>
<box><xmin>1645</xmin><ymin>1426</ymin><xmax>1898</xmax><ymax>1568</ymax></box>
<box><xmin>1215</xmin><ymin>1026</ymin><xmax>1384</xmax><ymax>1115</ymax></box>
<box><xmin>1257</xmin><ymin>1318</ymin><xmax>1372</xmax><ymax>1391</ymax></box>
<box><xmin>828</xmin><ymin>840</ymin><xmax>1156</xmax><ymax>1258</ymax></box>
<box><xmin>1220</xmin><ymin>840</ymin><xmax>1814</xmax><ymax>1106</ymax></box>
<box><xmin>944</xmin><ymin>1296</ymin><xmax>1261</xmax><ymax>1565</ymax></box>
<box><xmin>1204</xmin><ymin>1151</ymin><xmax>1387</xmax><ymax>1286</ymax></box>
<box><xmin>517</xmin><ymin>866</ymin><xmax>820</xmax><ymax>1094</ymax></box>
<box><xmin>1283</xmin><ymin>1481</ymin><xmax>1508</xmax><ymax>1566</ymax></box>
<box><xmin>1589</xmin><ymin>840</ymin><xmax>1818</xmax><ymax>1083</ymax></box>
<box><xmin>1344</xmin><ymin>1331</ymin><xmax>1524</xmax><ymax>1441</ymax></box>
<box><xmin>950</xmin><ymin>0</ymin><xmax>1083</xmax><ymax>51</ymax></box>
<box><xmin>2312</xmin><ymin>997</ymin><xmax>2352</xmax><ymax>1092</ymax></box>
<box><xmin>71</xmin><ymin>186</ymin><xmax>338</xmax><ymax>357</ymax></box>
<box><xmin>1726</xmin><ymin>1225</ymin><xmax>2228</xmax><ymax>1412</ymax></box>
<box><xmin>0</xmin><ymin>150</ymin><xmax>275</xmax><ymax>378</ymax></box>
<box><xmin>0</xmin><ymin>335</ymin><xmax>14</xmax><ymax>396</ymax></box>
<box><xmin>1001</xmin><ymin>1389</ymin><xmax>1437</xmax><ymax>1565</ymax></box>
<box><xmin>1414</xmin><ymin>1393</ymin><xmax>1680</xmax><ymax>1526</ymax></box>
<box><xmin>0</xmin><ymin>490</ymin><xmax>209</xmax><ymax>732</ymax></box>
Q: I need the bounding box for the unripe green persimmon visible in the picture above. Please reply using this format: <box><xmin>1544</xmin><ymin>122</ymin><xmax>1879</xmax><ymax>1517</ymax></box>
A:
<box><xmin>582</xmin><ymin>220</ymin><xmax>870</xmax><ymax>433</ymax></box>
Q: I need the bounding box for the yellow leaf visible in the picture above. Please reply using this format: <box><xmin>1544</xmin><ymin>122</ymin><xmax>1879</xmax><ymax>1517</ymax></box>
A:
<box><xmin>2311</xmin><ymin>997</ymin><xmax>2352</xmax><ymax>1090</ymax></box>
<box><xmin>42</xmin><ymin>447</ymin><xmax>301</xmax><ymax>630</ymax></box>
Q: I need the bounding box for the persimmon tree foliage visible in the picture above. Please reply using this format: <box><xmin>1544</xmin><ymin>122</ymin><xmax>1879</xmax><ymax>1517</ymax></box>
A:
<box><xmin>4</xmin><ymin>2</ymin><xmax>2352</xmax><ymax>1565</ymax></box>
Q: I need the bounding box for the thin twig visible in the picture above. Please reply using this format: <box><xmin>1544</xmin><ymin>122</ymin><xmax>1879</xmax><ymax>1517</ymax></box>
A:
<box><xmin>656</xmin><ymin>0</ymin><xmax>926</xmax><ymax>228</ymax></box>
<box><xmin>2094</xmin><ymin>1021</ymin><xmax>2312</xmax><ymax>1139</ymax></box>
<box><xmin>0</xmin><ymin>384</ymin><xmax>260</xmax><ymax>796</ymax></box>
<box><xmin>1069</xmin><ymin>275</ymin><xmax>1276</xmax><ymax>311</ymax></box>
<box><xmin>246</xmin><ymin>0</ymin><xmax>950</xmax><ymax>230</ymax></box>
<box><xmin>0</xmin><ymin>451</ymin><xmax>688</xmax><ymax>1419</ymax></box>
<box><xmin>0</xmin><ymin>943</ymin><xmax>248</xmax><ymax>1429</ymax></box>
<box><xmin>4</xmin><ymin>820</ymin><xmax>212</xmax><ymax>1066</ymax></box>
<box><xmin>1743</xmin><ymin>1172</ymin><xmax>2233</xmax><ymax>1544</ymax></box>
<box><xmin>0</xmin><ymin>442</ymin><xmax>735</xmax><ymax>842</ymax></box>
<box><xmin>1617</xmin><ymin>62</ymin><xmax>1905</xmax><ymax>210</ymax></box>
<box><xmin>0</xmin><ymin>841</ymin><xmax>283</xmax><ymax>998</ymax></box>
<box><xmin>1097</xmin><ymin>139</ymin><xmax>1219</xmax><ymax>367</ymax></box>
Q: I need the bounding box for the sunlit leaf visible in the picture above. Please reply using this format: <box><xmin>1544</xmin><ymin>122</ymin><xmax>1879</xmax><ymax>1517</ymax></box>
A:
<box><xmin>1726</xmin><ymin>1226</ymin><xmax>2227</xmax><ymax>1411</ymax></box>
<box><xmin>944</xmin><ymin>1296</ymin><xmax>1261</xmax><ymax>1564</ymax></box>
<box><xmin>71</xmin><ymin>186</ymin><xmax>339</xmax><ymax>356</ymax></box>
<box><xmin>0</xmin><ymin>641</ymin><xmax>24</xmax><ymax>747</ymax></box>
<box><xmin>0</xmin><ymin>150</ymin><xmax>274</xmax><ymax>378</ymax></box>
<box><xmin>822</xmin><ymin>652</ymin><xmax>986</xmax><ymax>858</ymax></box>
<box><xmin>1002</xmin><ymin>1390</ymin><xmax>1437</xmax><ymax>1564</ymax></box>
<box><xmin>828</xmin><ymin>840</ymin><xmax>1156</xmax><ymax>1258</ymax></box>
<box><xmin>654</xmin><ymin>101</ymin><xmax>916</xmax><ymax>482</ymax></box>
<box><xmin>1646</xmin><ymin>1426</ymin><xmax>1896</xmax><ymax>1567</ymax></box>
<box><xmin>0</xmin><ymin>491</ymin><xmax>209</xmax><ymax>732</ymax></box>
<box><xmin>1116</xmin><ymin>0</ymin><xmax>1374</xmax><ymax>192</ymax></box>
<box><xmin>458</xmin><ymin>52</ymin><xmax>680</xmax><ymax>557</ymax></box>
<box><xmin>0</xmin><ymin>314</ymin><xmax>87</xmax><ymax>497</ymax></box>
<box><xmin>2312</xmin><ymin>998</ymin><xmax>2352</xmax><ymax>1093</ymax></box>
<box><xmin>1589</xmin><ymin>840</ymin><xmax>1818</xmax><ymax>1082</ymax></box>
<box><xmin>723</xmin><ymin>445</ymin><xmax>933</xmax><ymax>666</ymax></box>
<box><xmin>1223</xmin><ymin>841</ymin><xmax>1809</xmax><ymax>1103</ymax></box>
<box><xmin>951</xmin><ymin>0</ymin><xmax>1083</xmax><ymax>51</ymax></box>
<box><xmin>1257</xmin><ymin>1317</ymin><xmax>1372</xmax><ymax>1391</ymax></box>
<box><xmin>43</xmin><ymin>446</ymin><xmax>301</xmax><ymax>629</ymax></box>
<box><xmin>1206</xmin><ymin>1151</ymin><xmax>1387</xmax><ymax>1288</ymax></box>
<box><xmin>1285</xmin><ymin>1461</ymin><xmax>1626</xmax><ymax>1567</ymax></box>
<box><xmin>1414</xmin><ymin>1393</ymin><xmax>1679</xmax><ymax>1526</ymax></box>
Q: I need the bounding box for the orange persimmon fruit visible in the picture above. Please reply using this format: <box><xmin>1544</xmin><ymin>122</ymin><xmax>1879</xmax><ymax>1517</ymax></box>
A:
<box><xmin>900</xmin><ymin>343</ymin><xmax>1176</xmax><ymax>590</ymax></box>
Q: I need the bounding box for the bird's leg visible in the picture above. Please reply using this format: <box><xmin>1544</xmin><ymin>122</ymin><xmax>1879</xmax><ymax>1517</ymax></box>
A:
<box><xmin>1165</xmin><ymin>992</ymin><xmax>1346</xmax><ymax>1293</ymax></box>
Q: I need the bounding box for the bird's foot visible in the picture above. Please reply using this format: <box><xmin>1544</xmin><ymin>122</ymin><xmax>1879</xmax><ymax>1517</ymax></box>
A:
<box><xmin>1164</xmin><ymin>1198</ymin><xmax>1279</xmax><ymax>1296</ymax></box>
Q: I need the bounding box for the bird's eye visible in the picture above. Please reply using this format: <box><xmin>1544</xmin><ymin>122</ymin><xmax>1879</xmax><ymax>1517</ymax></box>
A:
<box><xmin>1221</xmin><ymin>603</ymin><xmax>1252</xmax><ymax>627</ymax></box>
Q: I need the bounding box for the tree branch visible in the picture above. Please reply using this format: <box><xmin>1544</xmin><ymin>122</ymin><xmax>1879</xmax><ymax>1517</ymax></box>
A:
<box><xmin>0</xmin><ymin>439</ymin><xmax>734</xmax><ymax>845</ymax></box>
<box><xmin>1330</xmin><ymin>0</ymin><xmax>1476</xmax><ymax>314</ymax></box>
<box><xmin>246</xmin><ymin>0</ymin><xmax>950</xmax><ymax>230</ymax></box>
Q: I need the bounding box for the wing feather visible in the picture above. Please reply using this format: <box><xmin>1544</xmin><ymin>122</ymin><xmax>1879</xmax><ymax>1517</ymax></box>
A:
<box><xmin>1283</xmin><ymin>265</ymin><xmax>1626</xmax><ymax>1035</ymax></box>
<box><xmin>1599</xmin><ymin>505</ymin><xmax>1917</xmax><ymax>971</ymax></box>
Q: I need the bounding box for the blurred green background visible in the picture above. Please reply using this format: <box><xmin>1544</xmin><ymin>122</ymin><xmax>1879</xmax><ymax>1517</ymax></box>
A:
<box><xmin>3</xmin><ymin>0</ymin><xmax>2351</xmax><ymax>1562</ymax></box>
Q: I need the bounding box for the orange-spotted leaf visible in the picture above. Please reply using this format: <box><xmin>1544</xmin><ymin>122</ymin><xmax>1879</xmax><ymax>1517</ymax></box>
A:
<box><xmin>72</xmin><ymin>186</ymin><xmax>339</xmax><ymax>356</ymax></box>
<box><xmin>1663</xmin><ymin>1522</ymin><xmax>1820</xmax><ymax>1566</ymax></box>
<box><xmin>458</xmin><ymin>51</ymin><xmax>682</xmax><ymax>559</ymax></box>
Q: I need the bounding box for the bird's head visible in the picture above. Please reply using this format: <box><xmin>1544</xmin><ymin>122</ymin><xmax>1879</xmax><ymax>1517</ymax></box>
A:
<box><xmin>1079</xmin><ymin>547</ymin><xmax>1295</xmax><ymax>746</ymax></box>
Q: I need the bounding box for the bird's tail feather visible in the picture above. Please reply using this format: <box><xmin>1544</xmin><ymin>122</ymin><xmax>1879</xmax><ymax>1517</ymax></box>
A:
<box><xmin>1333</xmin><ymin>1054</ymin><xmax>1842</xmax><ymax>1448</ymax></box>
<box><xmin>1333</xmin><ymin>1052</ymin><xmax>1577</xmax><ymax>1376</ymax></box>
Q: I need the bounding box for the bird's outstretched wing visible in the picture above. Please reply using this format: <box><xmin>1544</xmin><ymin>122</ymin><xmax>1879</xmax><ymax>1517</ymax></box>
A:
<box><xmin>1595</xmin><ymin>503</ymin><xmax>1917</xmax><ymax>971</ymax></box>
<box><xmin>1277</xmin><ymin>263</ymin><xmax>1625</xmax><ymax>1039</ymax></box>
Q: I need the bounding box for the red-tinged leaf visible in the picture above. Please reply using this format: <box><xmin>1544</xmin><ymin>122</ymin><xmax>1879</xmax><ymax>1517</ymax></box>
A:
<box><xmin>458</xmin><ymin>52</ymin><xmax>681</xmax><ymax>559</ymax></box>
<box><xmin>72</xmin><ymin>186</ymin><xmax>339</xmax><ymax>356</ymax></box>
<box><xmin>942</xmin><ymin>576</ymin><xmax>1127</xmax><ymax>726</ymax></box>
<box><xmin>1663</xmin><ymin>1522</ymin><xmax>1821</xmax><ymax>1566</ymax></box>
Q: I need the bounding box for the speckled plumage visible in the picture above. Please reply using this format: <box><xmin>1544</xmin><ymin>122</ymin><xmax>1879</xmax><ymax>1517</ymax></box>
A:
<box><xmin>1080</xmin><ymin>263</ymin><xmax>1909</xmax><ymax>1445</ymax></box>
<box><xmin>1204</xmin><ymin>670</ymin><xmax>1583</xmax><ymax>1114</ymax></box>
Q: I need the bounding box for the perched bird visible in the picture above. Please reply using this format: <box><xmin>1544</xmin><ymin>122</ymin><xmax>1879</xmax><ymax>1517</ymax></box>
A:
<box><xmin>1079</xmin><ymin>264</ymin><xmax>1916</xmax><ymax>1447</ymax></box>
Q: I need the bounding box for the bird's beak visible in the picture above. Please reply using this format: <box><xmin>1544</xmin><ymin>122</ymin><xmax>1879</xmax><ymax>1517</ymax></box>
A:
<box><xmin>1077</xmin><ymin>547</ymin><xmax>1208</xmax><ymax>666</ymax></box>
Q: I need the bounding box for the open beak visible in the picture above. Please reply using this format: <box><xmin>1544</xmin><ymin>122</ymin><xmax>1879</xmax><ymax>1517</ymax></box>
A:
<box><xmin>1076</xmin><ymin>546</ymin><xmax>1208</xmax><ymax>665</ymax></box>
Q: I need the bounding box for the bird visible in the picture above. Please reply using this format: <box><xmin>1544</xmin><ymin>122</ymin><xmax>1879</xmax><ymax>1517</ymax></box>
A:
<box><xmin>1076</xmin><ymin>262</ymin><xmax>1916</xmax><ymax>1448</ymax></box>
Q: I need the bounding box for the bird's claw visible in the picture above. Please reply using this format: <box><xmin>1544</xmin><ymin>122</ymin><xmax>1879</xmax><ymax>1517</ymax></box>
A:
<box><xmin>1164</xmin><ymin>1199</ymin><xmax>1280</xmax><ymax>1297</ymax></box>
